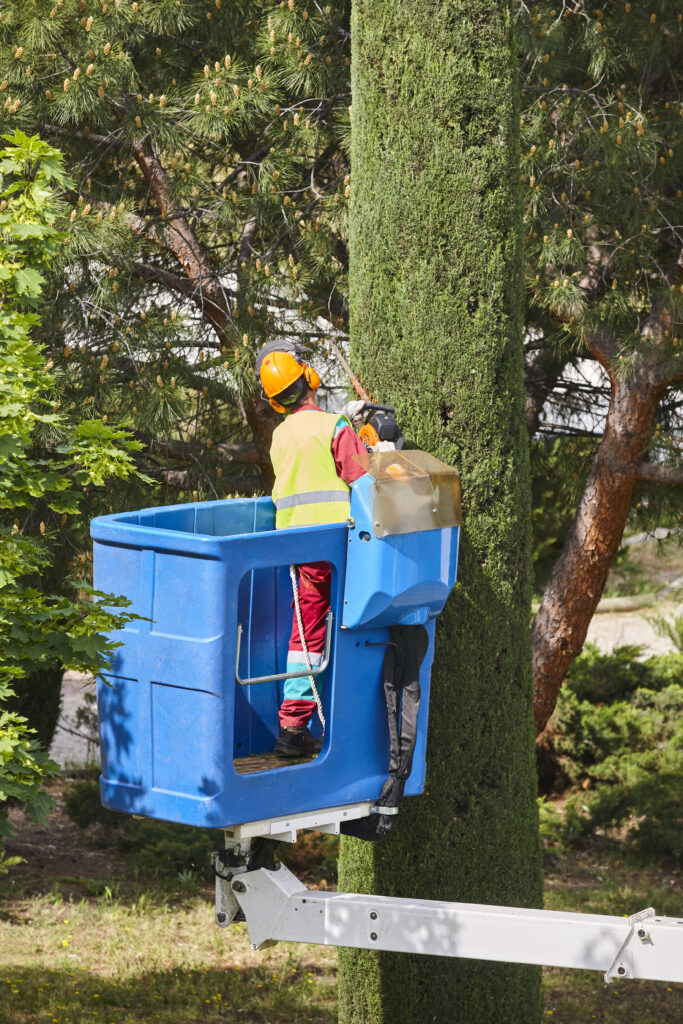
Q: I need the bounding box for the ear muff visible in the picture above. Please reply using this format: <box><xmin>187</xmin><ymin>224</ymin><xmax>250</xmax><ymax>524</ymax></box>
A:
<box><xmin>303</xmin><ymin>364</ymin><xmax>321</xmax><ymax>390</ymax></box>
<box><xmin>265</xmin><ymin>371</ymin><xmax>309</xmax><ymax>413</ymax></box>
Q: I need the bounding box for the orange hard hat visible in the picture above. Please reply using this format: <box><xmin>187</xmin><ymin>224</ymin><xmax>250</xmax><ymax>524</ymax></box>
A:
<box><xmin>256</xmin><ymin>343</ymin><xmax>322</xmax><ymax>413</ymax></box>
<box><xmin>260</xmin><ymin>350</ymin><xmax>306</xmax><ymax>401</ymax></box>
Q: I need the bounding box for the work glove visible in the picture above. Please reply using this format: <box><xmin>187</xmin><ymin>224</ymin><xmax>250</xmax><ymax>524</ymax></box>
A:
<box><xmin>340</xmin><ymin>399</ymin><xmax>366</xmax><ymax>426</ymax></box>
<box><xmin>371</xmin><ymin>440</ymin><xmax>396</xmax><ymax>453</ymax></box>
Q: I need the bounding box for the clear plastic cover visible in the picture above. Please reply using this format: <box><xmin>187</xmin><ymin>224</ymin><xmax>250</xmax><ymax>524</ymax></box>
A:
<box><xmin>353</xmin><ymin>450</ymin><xmax>462</xmax><ymax>538</ymax></box>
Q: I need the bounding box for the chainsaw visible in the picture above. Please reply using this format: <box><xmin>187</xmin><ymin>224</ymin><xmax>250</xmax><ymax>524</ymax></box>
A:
<box><xmin>358</xmin><ymin>402</ymin><xmax>404</xmax><ymax>451</ymax></box>
<box><xmin>327</xmin><ymin>337</ymin><xmax>404</xmax><ymax>451</ymax></box>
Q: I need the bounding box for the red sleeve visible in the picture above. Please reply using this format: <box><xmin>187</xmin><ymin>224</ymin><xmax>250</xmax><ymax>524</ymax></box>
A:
<box><xmin>332</xmin><ymin>423</ymin><xmax>368</xmax><ymax>486</ymax></box>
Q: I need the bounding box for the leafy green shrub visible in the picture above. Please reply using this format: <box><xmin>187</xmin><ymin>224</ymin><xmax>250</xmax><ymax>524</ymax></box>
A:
<box><xmin>115</xmin><ymin>818</ymin><xmax>221</xmax><ymax>880</ymax></box>
<box><xmin>0</xmin><ymin>133</ymin><xmax>143</xmax><ymax>867</ymax></box>
<box><xmin>563</xmin><ymin>733</ymin><xmax>682</xmax><ymax>864</ymax></box>
<box><xmin>63</xmin><ymin>779</ymin><xmax>117</xmax><ymax>830</ymax></box>
<box><xmin>543</xmin><ymin>644</ymin><xmax>683</xmax><ymax>863</ymax></box>
<box><xmin>64</xmin><ymin>777</ymin><xmax>221</xmax><ymax>880</ymax></box>
<box><xmin>563</xmin><ymin>643</ymin><xmax>681</xmax><ymax>704</ymax></box>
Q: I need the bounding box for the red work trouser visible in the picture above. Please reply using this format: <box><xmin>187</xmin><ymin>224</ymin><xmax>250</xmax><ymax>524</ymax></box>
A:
<box><xmin>279</xmin><ymin>561</ymin><xmax>331</xmax><ymax>729</ymax></box>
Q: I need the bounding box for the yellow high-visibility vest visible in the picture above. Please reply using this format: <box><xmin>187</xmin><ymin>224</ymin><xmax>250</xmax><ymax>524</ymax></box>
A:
<box><xmin>271</xmin><ymin>409</ymin><xmax>351</xmax><ymax>529</ymax></box>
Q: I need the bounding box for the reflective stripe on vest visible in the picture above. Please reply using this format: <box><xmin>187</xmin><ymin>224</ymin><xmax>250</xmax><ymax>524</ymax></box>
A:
<box><xmin>271</xmin><ymin>409</ymin><xmax>351</xmax><ymax>529</ymax></box>
<box><xmin>274</xmin><ymin>489</ymin><xmax>350</xmax><ymax>511</ymax></box>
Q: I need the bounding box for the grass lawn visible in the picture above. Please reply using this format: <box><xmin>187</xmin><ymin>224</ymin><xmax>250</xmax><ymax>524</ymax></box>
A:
<box><xmin>0</xmin><ymin>780</ymin><xmax>680</xmax><ymax>1023</ymax></box>
<box><xmin>542</xmin><ymin>853</ymin><xmax>681</xmax><ymax>1022</ymax></box>
<box><xmin>0</xmin><ymin>894</ymin><xmax>336</xmax><ymax>1024</ymax></box>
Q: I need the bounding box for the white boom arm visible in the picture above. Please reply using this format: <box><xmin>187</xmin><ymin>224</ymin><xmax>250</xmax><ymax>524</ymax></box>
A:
<box><xmin>218</xmin><ymin>862</ymin><xmax>683</xmax><ymax>985</ymax></box>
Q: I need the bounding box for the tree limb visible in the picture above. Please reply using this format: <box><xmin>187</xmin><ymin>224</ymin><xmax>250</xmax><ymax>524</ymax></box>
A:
<box><xmin>240</xmin><ymin>216</ymin><xmax>257</xmax><ymax>262</ymax></box>
<box><xmin>583</xmin><ymin>328</ymin><xmax>619</xmax><ymax>377</ymax></box>
<box><xmin>142</xmin><ymin>435</ymin><xmax>267</xmax><ymax>466</ymax></box>
<box><xmin>143</xmin><ymin>465</ymin><xmax>264</xmax><ymax>494</ymax></box>
<box><xmin>636</xmin><ymin>461</ymin><xmax>683</xmax><ymax>486</ymax></box>
<box><xmin>132</xmin><ymin>141</ymin><xmax>233</xmax><ymax>335</ymax></box>
<box><xmin>524</xmin><ymin>337</ymin><xmax>569</xmax><ymax>436</ymax></box>
<box><xmin>532</xmin><ymin>350</ymin><xmax>669</xmax><ymax>733</ymax></box>
<box><xmin>131</xmin><ymin>261</ymin><xmax>235</xmax><ymax>319</ymax></box>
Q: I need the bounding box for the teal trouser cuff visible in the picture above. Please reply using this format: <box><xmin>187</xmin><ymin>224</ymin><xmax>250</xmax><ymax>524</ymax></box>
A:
<box><xmin>283</xmin><ymin>652</ymin><xmax>326</xmax><ymax>702</ymax></box>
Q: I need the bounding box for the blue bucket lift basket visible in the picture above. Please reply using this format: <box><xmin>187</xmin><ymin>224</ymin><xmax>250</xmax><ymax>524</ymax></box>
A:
<box><xmin>91</xmin><ymin>450</ymin><xmax>461</xmax><ymax>829</ymax></box>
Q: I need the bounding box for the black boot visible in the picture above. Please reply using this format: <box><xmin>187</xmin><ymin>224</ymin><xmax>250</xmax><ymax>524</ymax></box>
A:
<box><xmin>274</xmin><ymin>725</ymin><xmax>322</xmax><ymax>757</ymax></box>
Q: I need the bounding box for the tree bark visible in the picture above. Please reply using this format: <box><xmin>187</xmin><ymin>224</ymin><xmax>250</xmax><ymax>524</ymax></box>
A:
<box><xmin>636</xmin><ymin>462</ymin><xmax>683</xmax><ymax>486</ymax></box>
<box><xmin>338</xmin><ymin>3</ymin><xmax>542</xmax><ymax>1022</ymax></box>
<box><xmin>532</xmin><ymin>346</ymin><xmax>672</xmax><ymax>733</ymax></box>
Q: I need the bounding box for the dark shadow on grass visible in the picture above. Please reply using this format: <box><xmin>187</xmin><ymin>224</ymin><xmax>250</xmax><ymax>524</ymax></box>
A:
<box><xmin>0</xmin><ymin>965</ymin><xmax>337</xmax><ymax>1024</ymax></box>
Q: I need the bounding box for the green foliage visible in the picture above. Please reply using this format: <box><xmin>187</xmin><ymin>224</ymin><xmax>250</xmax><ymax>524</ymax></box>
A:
<box><xmin>651</xmin><ymin>611</ymin><xmax>683</xmax><ymax>653</ymax></box>
<box><xmin>530</xmin><ymin>436</ymin><xmax>597</xmax><ymax>589</ymax></box>
<box><xmin>63</xmin><ymin>777</ymin><xmax>221</xmax><ymax>879</ymax></box>
<box><xmin>0</xmin><ymin>1</ymin><xmax>678</xmax><ymax>544</ymax></box>
<box><xmin>564</xmin><ymin>642</ymin><xmax>681</xmax><ymax>703</ymax></box>
<box><xmin>0</xmin><ymin>131</ymin><xmax>142</xmax><ymax>864</ymax></box>
<box><xmin>517</xmin><ymin>3</ymin><xmax>681</xmax><ymax>338</ymax></box>
<box><xmin>0</xmin><ymin>706</ymin><xmax>56</xmax><ymax>875</ymax></box>
<box><xmin>0</xmin><ymin>0</ymin><xmax>354</xmax><ymax>501</ymax></box>
<box><xmin>545</xmin><ymin>644</ymin><xmax>683</xmax><ymax>863</ymax></box>
<box><xmin>517</xmin><ymin>1</ymin><xmax>682</xmax><ymax>523</ymax></box>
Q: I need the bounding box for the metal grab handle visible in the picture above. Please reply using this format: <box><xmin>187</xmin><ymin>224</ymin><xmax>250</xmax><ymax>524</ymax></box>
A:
<box><xmin>235</xmin><ymin>610</ymin><xmax>334</xmax><ymax>686</ymax></box>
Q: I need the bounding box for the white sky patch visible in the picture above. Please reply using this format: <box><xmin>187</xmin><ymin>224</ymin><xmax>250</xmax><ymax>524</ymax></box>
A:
<box><xmin>539</xmin><ymin>359</ymin><xmax>611</xmax><ymax>437</ymax></box>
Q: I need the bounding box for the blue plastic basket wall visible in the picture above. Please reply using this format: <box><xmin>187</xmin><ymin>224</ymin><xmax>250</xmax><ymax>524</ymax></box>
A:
<box><xmin>91</xmin><ymin>474</ymin><xmax>459</xmax><ymax>828</ymax></box>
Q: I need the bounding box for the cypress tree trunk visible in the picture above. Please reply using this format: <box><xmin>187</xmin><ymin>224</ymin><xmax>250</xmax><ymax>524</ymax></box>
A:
<box><xmin>338</xmin><ymin>4</ymin><xmax>542</xmax><ymax>1023</ymax></box>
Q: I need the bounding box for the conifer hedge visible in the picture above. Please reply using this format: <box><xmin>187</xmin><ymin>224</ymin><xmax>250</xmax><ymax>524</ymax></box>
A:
<box><xmin>338</xmin><ymin>3</ymin><xmax>542</xmax><ymax>1022</ymax></box>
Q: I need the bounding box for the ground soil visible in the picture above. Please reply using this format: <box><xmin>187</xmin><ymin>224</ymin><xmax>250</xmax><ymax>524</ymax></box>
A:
<box><xmin>3</xmin><ymin>777</ymin><xmax>132</xmax><ymax>904</ymax></box>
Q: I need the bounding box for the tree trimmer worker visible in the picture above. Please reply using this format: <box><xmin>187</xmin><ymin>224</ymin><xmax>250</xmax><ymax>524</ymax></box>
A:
<box><xmin>256</xmin><ymin>341</ymin><xmax>367</xmax><ymax>757</ymax></box>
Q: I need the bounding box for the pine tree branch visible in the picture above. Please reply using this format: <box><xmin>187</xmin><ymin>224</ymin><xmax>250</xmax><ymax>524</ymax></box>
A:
<box><xmin>142</xmin><ymin>435</ymin><xmax>267</xmax><ymax>466</ymax></box>
<box><xmin>81</xmin><ymin>194</ymin><xmax>151</xmax><ymax>239</ymax></box>
<box><xmin>142</xmin><ymin>465</ymin><xmax>264</xmax><ymax>494</ymax></box>
<box><xmin>240</xmin><ymin>217</ymin><xmax>257</xmax><ymax>262</ymax></box>
<box><xmin>583</xmin><ymin>328</ymin><xmax>619</xmax><ymax>377</ymax></box>
<box><xmin>44</xmin><ymin>124</ymin><xmax>123</xmax><ymax>149</ymax></box>
<box><xmin>636</xmin><ymin>462</ymin><xmax>683</xmax><ymax>486</ymax></box>
<box><xmin>218</xmin><ymin>440</ymin><xmax>268</xmax><ymax>465</ymax></box>
<box><xmin>131</xmin><ymin>142</ymin><xmax>233</xmax><ymax>333</ymax></box>
<box><xmin>216</xmin><ymin>143</ymin><xmax>272</xmax><ymax>193</ymax></box>
<box><xmin>127</xmin><ymin>146</ymin><xmax>278</xmax><ymax>470</ymax></box>
<box><xmin>131</xmin><ymin>261</ymin><xmax>235</xmax><ymax>317</ymax></box>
